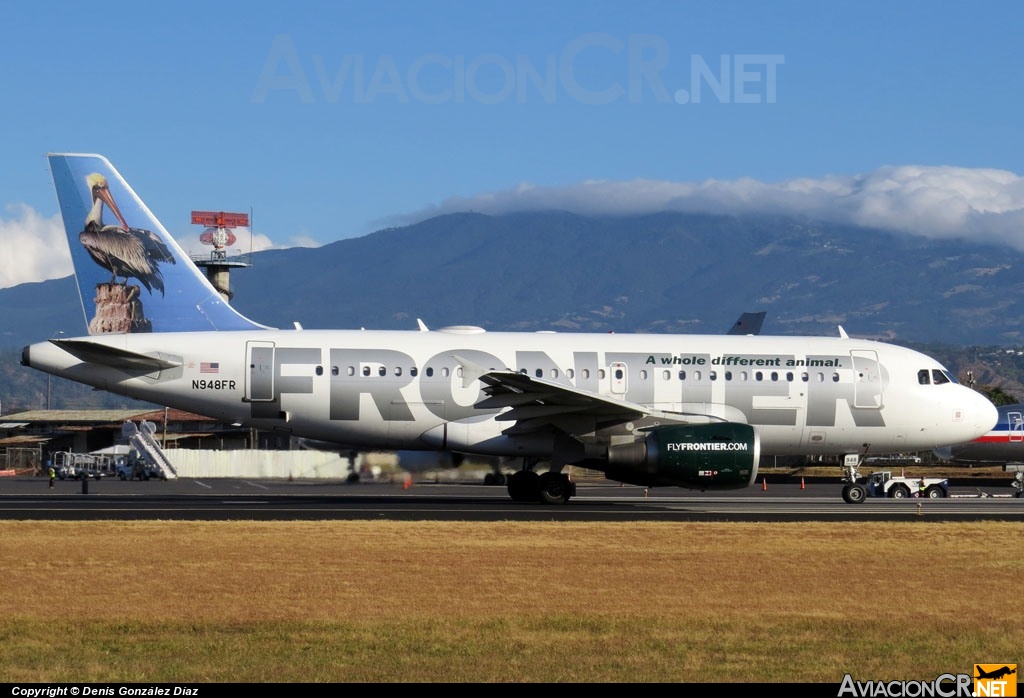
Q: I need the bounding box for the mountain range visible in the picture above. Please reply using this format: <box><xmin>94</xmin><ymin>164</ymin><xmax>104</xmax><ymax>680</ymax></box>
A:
<box><xmin>9</xmin><ymin>209</ymin><xmax>1022</xmax><ymax>344</ymax></box>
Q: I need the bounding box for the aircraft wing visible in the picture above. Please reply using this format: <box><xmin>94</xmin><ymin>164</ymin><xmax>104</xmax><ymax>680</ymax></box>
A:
<box><xmin>474</xmin><ymin>370</ymin><xmax>650</xmax><ymax>435</ymax></box>
<box><xmin>451</xmin><ymin>354</ymin><xmax>748</xmax><ymax>437</ymax></box>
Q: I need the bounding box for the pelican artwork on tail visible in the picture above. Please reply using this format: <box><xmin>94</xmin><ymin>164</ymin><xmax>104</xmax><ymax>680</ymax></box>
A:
<box><xmin>80</xmin><ymin>173</ymin><xmax>176</xmax><ymax>295</ymax></box>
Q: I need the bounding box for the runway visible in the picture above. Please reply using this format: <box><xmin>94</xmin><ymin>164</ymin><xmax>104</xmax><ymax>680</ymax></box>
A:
<box><xmin>0</xmin><ymin>476</ymin><xmax>1020</xmax><ymax>521</ymax></box>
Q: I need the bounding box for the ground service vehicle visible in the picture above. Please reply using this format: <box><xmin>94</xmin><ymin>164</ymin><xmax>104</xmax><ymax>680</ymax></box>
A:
<box><xmin>840</xmin><ymin>461</ymin><xmax>948</xmax><ymax>504</ymax></box>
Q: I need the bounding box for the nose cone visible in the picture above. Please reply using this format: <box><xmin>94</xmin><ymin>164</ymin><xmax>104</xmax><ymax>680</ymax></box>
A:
<box><xmin>967</xmin><ymin>391</ymin><xmax>999</xmax><ymax>440</ymax></box>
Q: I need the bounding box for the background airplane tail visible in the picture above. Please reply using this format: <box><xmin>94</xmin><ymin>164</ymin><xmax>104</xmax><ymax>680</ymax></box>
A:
<box><xmin>47</xmin><ymin>153</ymin><xmax>268</xmax><ymax>335</ymax></box>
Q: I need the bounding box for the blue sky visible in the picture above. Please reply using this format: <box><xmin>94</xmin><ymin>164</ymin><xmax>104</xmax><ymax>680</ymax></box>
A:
<box><xmin>3</xmin><ymin>1</ymin><xmax>1024</xmax><ymax>288</ymax></box>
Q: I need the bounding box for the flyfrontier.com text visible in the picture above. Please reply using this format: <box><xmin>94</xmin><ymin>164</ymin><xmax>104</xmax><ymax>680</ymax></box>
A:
<box><xmin>838</xmin><ymin>674</ymin><xmax>973</xmax><ymax>697</ymax></box>
<box><xmin>666</xmin><ymin>442</ymin><xmax>749</xmax><ymax>451</ymax></box>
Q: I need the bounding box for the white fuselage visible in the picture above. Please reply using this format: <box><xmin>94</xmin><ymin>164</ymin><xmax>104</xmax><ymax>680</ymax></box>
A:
<box><xmin>25</xmin><ymin>327</ymin><xmax>997</xmax><ymax>459</ymax></box>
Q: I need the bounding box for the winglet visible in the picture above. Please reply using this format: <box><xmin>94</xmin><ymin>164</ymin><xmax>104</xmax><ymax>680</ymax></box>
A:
<box><xmin>451</xmin><ymin>354</ymin><xmax>490</xmax><ymax>389</ymax></box>
<box><xmin>47</xmin><ymin>153</ymin><xmax>270</xmax><ymax>334</ymax></box>
<box><xmin>838</xmin><ymin>325</ymin><xmax>849</xmax><ymax>339</ymax></box>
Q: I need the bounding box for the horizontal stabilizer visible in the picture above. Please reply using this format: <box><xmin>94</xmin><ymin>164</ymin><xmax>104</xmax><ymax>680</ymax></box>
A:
<box><xmin>53</xmin><ymin>339</ymin><xmax>181</xmax><ymax>372</ymax></box>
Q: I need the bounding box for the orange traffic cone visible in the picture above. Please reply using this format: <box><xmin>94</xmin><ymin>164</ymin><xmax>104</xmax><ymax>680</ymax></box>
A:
<box><xmin>800</xmin><ymin>477</ymin><xmax>805</xmax><ymax>490</ymax></box>
<box><xmin>762</xmin><ymin>477</ymin><xmax>767</xmax><ymax>491</ymax></box>
<box><xmin>402</xmin><ymin>474</ymin><xmax>412</xmax><ymax>490</ymax></box>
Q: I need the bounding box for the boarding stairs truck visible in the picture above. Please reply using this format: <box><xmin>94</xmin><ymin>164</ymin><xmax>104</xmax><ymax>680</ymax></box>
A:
<box><xmin>840</xmin><ymin>459</ymin><xmax>948</xmax><ymax>504</ymax></box>
<box><xmin>121</xmin><ymin>421</ymin><xmax>177</xmax><ymax>480</ymax></box>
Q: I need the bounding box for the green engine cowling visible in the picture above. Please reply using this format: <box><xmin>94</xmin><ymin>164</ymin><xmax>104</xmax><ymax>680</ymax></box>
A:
<box><xmin>604</xmin><ymin>422</ymin><xmax>760</xmax><ymax>489</ymax></box>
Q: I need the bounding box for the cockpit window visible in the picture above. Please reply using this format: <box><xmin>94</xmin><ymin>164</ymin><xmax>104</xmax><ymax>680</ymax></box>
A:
<box><xmin>931</xmin><ymin>369</ymin><xmax>951</xmax><ymax>385</ymax></box>
<box><xmin>918</xmin><ymin>369</ymin><xmax>930</xmax><ymax>385</ymax></box>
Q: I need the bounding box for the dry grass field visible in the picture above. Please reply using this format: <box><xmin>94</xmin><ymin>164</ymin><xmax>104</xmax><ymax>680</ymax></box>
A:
<box><xmin>0</xmin><ymin>520</ymin><xmax>1021</xmax><ymax>683</ymax></box>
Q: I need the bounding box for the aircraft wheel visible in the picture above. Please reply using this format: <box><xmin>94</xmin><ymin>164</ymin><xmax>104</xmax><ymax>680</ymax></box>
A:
<box><xmin>846</xmin><ymin>484</ymin><xmax>867</xmax><ymax>504</ymax></box>
<box><xmin>841</xmin><ymin>485</ymin><xmax>852</xmax><ymax>503</ymax></box>
<box><xmin>346</xmin><ymin>472</ymin><xmax>360</xmax><ymax>484</ymax></box>
<box><xmin>925</xmin><ymin>485</ymin><xmax>945</xmax><ymax>499</ymax></box>
<box><xmin>507</xmin><ymin>471</ymin><xmax>541</xmax><ymax>502</ymax></box>
<box><xmin>538</xmin><ymin>472</ymin><xmax>571</xmax><ymax>505</ymax></box>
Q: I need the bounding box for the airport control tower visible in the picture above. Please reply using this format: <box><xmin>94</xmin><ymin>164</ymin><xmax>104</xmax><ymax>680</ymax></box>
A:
<box><xmin>190</xmin><ymin>210</ymin><xmax>251</xmax><ymax>302</ymax></box>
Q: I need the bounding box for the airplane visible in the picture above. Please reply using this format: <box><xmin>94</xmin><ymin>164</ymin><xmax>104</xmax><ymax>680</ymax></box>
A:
<box><xmin>935</xmin><ymin>403</ymin><xmax>1024</xmax><ymax>465</ymax></box>
<box><xmin>974</xmin><ymin>666</ymin><xmax>1016</xmax><ymax>681</ymax></box>
<box><xmin>22</xmin><ymin>153</ymin><xmax>998</xmax><ymax>504</ymax></box>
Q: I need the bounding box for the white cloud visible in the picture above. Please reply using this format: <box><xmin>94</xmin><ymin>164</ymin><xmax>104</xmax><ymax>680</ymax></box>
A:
<box><xmin>398</xmin><ymin>164</ymin><xmax>1024</xmax><ymax>248</ymax></box>
<box><xmin>0</xmin><ymin>205</ymin><xmax>72</xmax><ymax>288</ymax></box>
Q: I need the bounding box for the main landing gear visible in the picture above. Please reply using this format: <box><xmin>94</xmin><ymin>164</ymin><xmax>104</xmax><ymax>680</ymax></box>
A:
<box><xmin>506</xmin><ymin>459</ymin><xmax>576</xmax><ymax>505</ymax></box>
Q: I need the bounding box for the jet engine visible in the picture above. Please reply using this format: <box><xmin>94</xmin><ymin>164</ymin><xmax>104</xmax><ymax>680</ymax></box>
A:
<box><xmin>605</xmin><ymin>422</ymin><xmax>759</xmax><ymax>489</ymax></box>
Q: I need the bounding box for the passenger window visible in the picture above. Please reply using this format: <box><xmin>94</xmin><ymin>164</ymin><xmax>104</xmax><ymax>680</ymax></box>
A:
<box><xmin>551</xmin><ymin>369</ymin><xmax>559</xmax><ymax>378</ymax></box>
<box><xmin>347</xmin><ymin>366</ymin><xmax>355</xmax><ymax>377</ymax></box>
<box><xmin>918</xmin><ymin>369</ymin><xmax>930</xmax><ymax>385</ymax></box>
<box><xmin>315</xmin><ymin>366</ymin><xmax>323</xmax><ymax>376</ymax></box>
<box><xmin>771</xmin><ymin>372</ymin><xmax>778</xmax><ymax>381</ymax></box>
<box><xmin>755</xmin><ymin>371</ymin><xmax>763</xmax><ymax>381</ymax></box>
<box><xmin>395</xmin><ymin>367</ymin><xmax>402</xmax><ymax>376</ymax></box>
<box><xmin>614</xmin><ymin>368</ymin><xmax>624</xmax><ymax>380</ymax></box>
<box><xmin>832</xmin><ymin>372</ymin><xmax>840</xmax><ymax>382</ymax></box>
<box><xmin>709</xmin><ymin>370</ymin><xmax>717</xmax><ymax>381</ymax></box>
<box><xmin>724</xmin><ymin>371</ymin><xmax>732</xmax><ymax>381</ymax></box>
<box><xmin>599</xmin><ymin>369</ymin><xmax>606</xmax><ymax>379</ymax></box>
<box><xmin>693</xmin><ymin>370</ymin><xmax>702</xmax><ymax>381</ymax></box>
<box><xmin>332</xmin><ymin>366</ymin><xmax>340</xmax><ymax>376</ymax></box>
<box><xmin>442</xmin><ymin>367</ymin><xmax>450</xmax><ymax>378</ymax></box>
<box><xmin>362</xmin><ymin>366</ymin><xmax>371</xmax><ymax>377</ymax></box>
<box><xmin>457</xmin><ymin>367</ymin><xmax>463</xmax><ymax>378</ymax></box>
<box><xmin>786</xmin><ymin>372</ymin><xmax>794</xmax><ymax>381</ymax></box>
<box><xmin>640</xmin><ymin>370</ymin><xmax>648</xmax><ymax>380</ymax></box>
<box><xmin>378</xmin><ymin>366</ymin><xmax>386</xmax><ymax>377</ymax></box>
<box><xmin>410</xmin><ymin>367</ymin><xmax>418</xmax><ymax>377</ymax></box>
<box><xmin>662</xmin><ymin>370</ymin><xmax>671</xmax><ymax>381</ymax></box>
<box><xmin>426</xmin><ymin>367</ymin><xmax>434</xmax><ymax>377</ymax></box>
<box><xmin>740</xmin><ymin>371</ymin><xmax>748</xmax><ymax>381</ymax></box>
<box><xmin>566</xmin><ymin>369</ymin><xmax>575</xmax><ymax>379</ymax></box>
<box><xmin>536</xmin><ymin>368</ymin><xmax>543</xmax><ymax>378</ymax></box>
<box><xmin>678</xmin><ymin>370</ymin><xmax>686</xmax><ymax>380</ymax></box>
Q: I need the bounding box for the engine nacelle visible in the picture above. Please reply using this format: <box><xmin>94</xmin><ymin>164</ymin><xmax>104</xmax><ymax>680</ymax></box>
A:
<box><xmin>605</xmin><ymin>422</ymin><xmax>760</xmax><ymax>489</ymax></box>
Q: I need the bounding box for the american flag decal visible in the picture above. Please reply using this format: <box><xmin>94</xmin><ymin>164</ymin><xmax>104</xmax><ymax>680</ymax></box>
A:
<box><xmin>200</xmin><ymin>362</ymin><xmax>220</xmax><ymax>374</ymax></box>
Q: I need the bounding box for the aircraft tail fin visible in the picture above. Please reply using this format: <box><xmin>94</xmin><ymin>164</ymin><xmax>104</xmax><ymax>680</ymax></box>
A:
<box><xmin>47</xmin><ymin>153</ymin><xmax>269</xmax><ymax>335</ymax></box>
<box><xmin>727</xmin><ymin>312</ymin><xmax>766</xmax><ymax>335</ymax></box>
